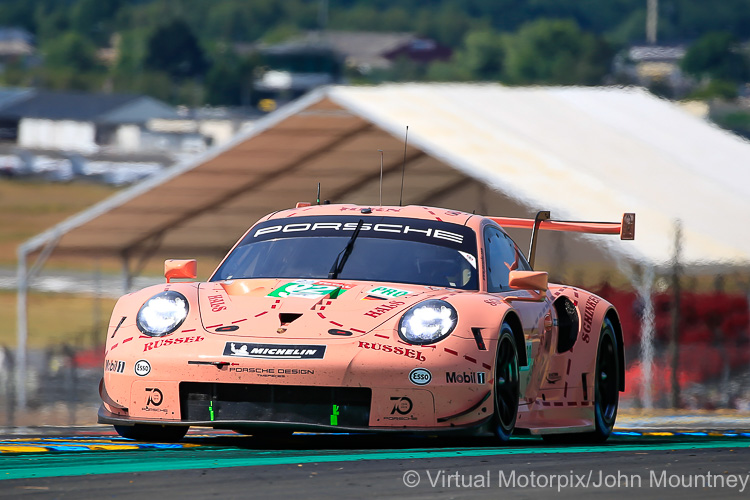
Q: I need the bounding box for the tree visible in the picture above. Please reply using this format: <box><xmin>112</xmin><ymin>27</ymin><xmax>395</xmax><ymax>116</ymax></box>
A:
<box><xmin>144</xmin><ymin>19</ymin><xmax>208</xmax><ymax>79</ymax></box>
<box><xmin>681</xmin><ymin>32</ymin><xmax>750</xmax><ymax>83</ymax></box>
<box><xmin>205</xmin><ymin>52</ymin><xmax>260</xmax><ymax>106</ymax></box>
<box><xmin>43</xmin><ymin>31</ymin><xmax>101</xmax><ymax>73</ymax></box>
<box><xmin>460</xmin><ymin>28</ymin><xmax>506</xmax><ymax>80</ymax></box>
<box><xmin>503</xmin><ymin>18</ymin><xmax>611</xmax><ymax>85</ymax></box>
<box><xmin>70</xmin><ymin>0</ymin><xmax>122</xmax><ymax>45</ymax></box>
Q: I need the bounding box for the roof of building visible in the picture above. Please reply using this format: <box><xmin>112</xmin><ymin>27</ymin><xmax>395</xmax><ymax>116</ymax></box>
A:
<box><xmin>0</xmin><ymin>87</ymin><xmax>32</xmax><ymax>110</ymax></box>
<box><xmin>0</xmin><ymin>90</ymin><xmax>178</xmax><ymax>123</ymax></box>
<box><xmin>628</xmin><ymin>45</ymin><xmax>687</xmax><ymax>62</ymax></box>
<box><xmin>0</xmin><ymin>27</ymin><xmax>33</xmax><ymax>44</ymax></box>
<box><xmin>19</xmin><ymin>83</ymin><xmax>750</xmax><ymax>274</ymax></box>
<box><xmin>305</xmin><ymin>31</ymin><xmax>415</xmax><ymax>67</ymax></box>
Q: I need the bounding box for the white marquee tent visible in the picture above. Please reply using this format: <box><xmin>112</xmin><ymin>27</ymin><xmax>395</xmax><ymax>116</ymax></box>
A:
<box><xmin>16</xmin><ymin>83</ymin><xmax>750</xmax><ymax>406</ymax></box>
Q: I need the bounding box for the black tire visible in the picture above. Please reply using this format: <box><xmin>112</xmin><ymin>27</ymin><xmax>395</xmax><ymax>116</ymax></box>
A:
<box><xmin>543</xmin><ymin>317</ymin><xmax>620</xmax><ymax>444</ymax></box>
<box><xmin>114</xmin><ymin>424</ymin><xmax>189</xmax><ymax>442</ymax></box>
<box><xmin>492</xmin><ymin>323</ymin><xmax>520</xmax><ymax>443</ymax></box>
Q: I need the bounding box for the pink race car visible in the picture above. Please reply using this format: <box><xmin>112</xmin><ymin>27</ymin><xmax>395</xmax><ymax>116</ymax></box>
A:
<box><xmin>99</xmin><ymin>204</ymin><xmax>635</xmax><ymax>443</ymax></box>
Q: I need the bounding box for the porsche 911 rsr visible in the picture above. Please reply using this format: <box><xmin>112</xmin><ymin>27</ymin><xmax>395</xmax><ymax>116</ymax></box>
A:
<box><xmin>98</xmin><ymin>204</ymin><xmax>634</xmax><ymax>443</ymax></box>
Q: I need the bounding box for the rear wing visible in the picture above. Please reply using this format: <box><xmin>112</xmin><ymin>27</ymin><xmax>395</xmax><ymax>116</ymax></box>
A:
<box><xmin>489</xmin><ymin>211</ymin><xmax>635</xmax><ymax>268</ymax></box>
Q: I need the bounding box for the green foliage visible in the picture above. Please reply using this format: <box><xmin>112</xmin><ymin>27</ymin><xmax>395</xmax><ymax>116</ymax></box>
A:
<box><xmin>681</xmin><ymin>32</ymin><xmax>750</xmax><ymax>83</ymax></box>
<box><xmin>34</xmin><ymin>4</ymin><xmax>70</xmax><ymax>41</ymax></box>
<box><xmin>5</xmin><ymin>0</ymin><xmax>750</xmax><ymax>104</ymax></box>
<box><xmin>503</xmin><ymin>19</ymin><xmax>612</xmax><ymax>85</ymax></box>
<box><xmin>261</xmin><ymin>24</ymin><xmax>302</xmax><ymax>45</ymax></box>
<box><xmin>205</xmin><ymin>52</ymin><xmax>260</xmax><ymax>106</ymax></box>
<box><xmin>112</xmin><ymin>70</ymin><xmax>172</xmax><ymax>102</ymax></box>
<box><xmin>114</xmin><ymin>29</ymin><xmax>149</xmax><ymax>74</ymax></box>
<box><xmin>0</xmin><ymin>1</ymin><xmax>37</xmax><ymax>32</ymax></box>
<box><xmin>713</xmin><ymin>110</ymin><xmax>750</xmax><ymax>134</ymax></box>
<box><xmin>415</xmin><ymin>3</ymin><xmax>477</xmax><ymax>47</ymax></box>
<box><xmin>0</xmin><ymin>60</ymin><xmax>33</xmax><ymax>87</ymax></box>
<box><xmin>70</xmin><ymin>0</ymin><xmax>122</xmax><ymax>45</ymax></box>
<box><xmin>37</xmin><ymin>67</ymin><xmax>106</xmax><ymax>92</ymax></box>
<box><xmin>686</xmin><ymin>79</ymin><xmax>739</xmax><ymax>101</ymax></box>
<box><xmin>425</xmin><ymin>60</ymin><xmax>472</xmax><ymax>82</ymax></box>
<box><xmin>144</xmin><ymin>18</ymin><xmax>208</xmax><ymax>79</ymax></box>
<box><xmin>42</xmin><ymin>31</ymin><xmax>102</xmax><ymax>73</ymax></box>
<box><xmin>460</xmin><ymin>29</ymin><xmax>506</xmax><ymax>80</ymax></box>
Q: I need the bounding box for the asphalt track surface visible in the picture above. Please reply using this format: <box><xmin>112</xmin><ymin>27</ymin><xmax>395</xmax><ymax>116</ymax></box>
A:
<box><xmin>3</xmin><ymin>428</ymin><xmax>750</xmax><ymax>499</ymax></box>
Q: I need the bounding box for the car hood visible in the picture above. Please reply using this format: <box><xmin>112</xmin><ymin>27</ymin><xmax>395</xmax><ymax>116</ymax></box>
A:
<box><xmin>197</xmin><ymin>278</ymin><xmax>453</xmax><ymax>339</ymax></box>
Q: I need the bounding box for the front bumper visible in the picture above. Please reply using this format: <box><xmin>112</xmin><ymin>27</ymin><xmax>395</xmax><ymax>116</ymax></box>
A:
<box><xmin>97</xmin><ymin>402</ymin><xmax>493</xmax><ymax>435</ymax></box>
<box><xmin>101</xmin><ymin>329</ymin><xmax>497</xmax><ymax>432</ymax></box>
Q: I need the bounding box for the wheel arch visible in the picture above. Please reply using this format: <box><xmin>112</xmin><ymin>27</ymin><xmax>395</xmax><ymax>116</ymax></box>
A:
<box><xmin>501</xmin><ymin>311</ymin><xmax>527</xmax><ymax>367</ymax></box>
<box><xmin>604</xmin><ymin>307</ymin><xmax>625</xmax><ymax>392</ymax></box>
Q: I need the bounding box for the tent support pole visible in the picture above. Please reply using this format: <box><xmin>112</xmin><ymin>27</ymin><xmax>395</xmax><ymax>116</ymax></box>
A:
<box><xmin>669</xmin><ymin>220</ymin><xmax>682</xmax><ymax>408</ymax></box>
<box><xmin>122</xmin><ymin>253</ymin><xmax>132</xmax><ymax>294</ymax></box>
<box><xmin>16</xmin><ymin>249</ymin><xmax>27</xmax><ymax>410</ymax></box>
<box><xmin>636</xmin><ymin>265</ymin><xmax>655</xmax><ymax>409</ymax></box>
<box><xmin>16</xmin><ymin>233</ymin><xmax>60</xmax><ymax>410</ymax></box>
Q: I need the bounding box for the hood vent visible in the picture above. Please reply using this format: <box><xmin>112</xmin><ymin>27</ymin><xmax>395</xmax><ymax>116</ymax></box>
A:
<box><xmin>279</xmin><ymin>313</ymin><xmax>303</xmax><ymax>326</ymax></box>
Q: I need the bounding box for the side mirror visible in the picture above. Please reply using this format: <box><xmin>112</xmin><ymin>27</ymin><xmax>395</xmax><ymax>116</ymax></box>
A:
<box><xmin>509</xmin><ymin>270</ymin><xmax>548</xmax><ymax>292</ymax></box>
<box><xmin>165</xmin><ymin>259</ymin><xmax>197</xmax><ymax>283</ymax></box>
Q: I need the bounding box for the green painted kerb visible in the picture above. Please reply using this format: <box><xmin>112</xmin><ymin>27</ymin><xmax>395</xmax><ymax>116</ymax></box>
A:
<box><xmin>1</xmin><ymin>437</ymin><xmax>748</xmax><ymax>481</ymax></box>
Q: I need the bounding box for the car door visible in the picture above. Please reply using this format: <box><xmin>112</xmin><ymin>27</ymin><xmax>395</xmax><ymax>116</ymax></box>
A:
<box><xmin>484</xmin><ymin>224</ymin><xmax>549</xmax><ymax>399</ymax></box>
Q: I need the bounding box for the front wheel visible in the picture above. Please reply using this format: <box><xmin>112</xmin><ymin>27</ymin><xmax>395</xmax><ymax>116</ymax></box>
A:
<box><xmin>114</xmin><ymin>424</ymin><xmax>189</xmax><ymax>442</ymax></box>
<box><xmin>492</xmin><ymin>324</ymin><xmax>520</xmax><ymax>443</ymax></box>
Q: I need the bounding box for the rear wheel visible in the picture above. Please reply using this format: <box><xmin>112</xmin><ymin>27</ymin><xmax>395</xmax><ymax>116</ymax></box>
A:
<box><xmin>588</xmin><ymin>318</ymin><xmax>620</xmax><ymax>442</ymax></box>
<box><xmin>114</xmin><ymin>424</ymin><xmax>189</xmax><ymax>442</ymax></box>
<box><xmin>492</xmin><ymin>324</ymin><xmax>520</xmax><ymax>443</ymax></box>
<box><xmin>543</xmin><ymin>318</ymin><xmax>619</xmax><ymax>444</ymax></box>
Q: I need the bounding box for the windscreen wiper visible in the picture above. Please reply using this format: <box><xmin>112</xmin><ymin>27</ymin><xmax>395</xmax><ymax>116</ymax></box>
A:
<box><xmin>328</xmin><ymin>219</ymin><xmax>364</xmax><ymax>279</ymax></box>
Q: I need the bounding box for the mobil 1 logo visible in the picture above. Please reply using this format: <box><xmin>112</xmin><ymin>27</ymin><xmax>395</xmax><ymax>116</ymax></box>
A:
<box><xmin>105</xmin><ymin>359</ymin><xmax>125</xmax><ymax>374</ymax></box>
<box><xmin>446</xmin><ymin>371</ymin><xmax>486</xmax><ymax>384</ymax></box>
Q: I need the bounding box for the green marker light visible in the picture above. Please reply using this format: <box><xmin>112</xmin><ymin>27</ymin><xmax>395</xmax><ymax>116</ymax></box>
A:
<box><xmin>330</xmin><ymin>404</ymin><xmax>340</xmax><ymax>426</ymax></box>
<box><xmin>209</xmin><ymin>401</ymin><xmax>215</xmax><ymax>421</ymax></box>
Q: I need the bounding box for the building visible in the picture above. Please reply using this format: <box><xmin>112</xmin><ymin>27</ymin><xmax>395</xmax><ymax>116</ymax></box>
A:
<box><xmin>0</xmin><ymin>90</ymin><xmax>180</xmax><ymax>153</ymax></box>
<box><xmin>244</xmin><ymin>31</ymin><xmax>452</xmax><ymax>107</ymax></box>
<box><xmin>0</xmin><ymin>27</ymin><xmax>36</xmax><ymax>70</ymax></box>
<box><xmin>295</xmin><ymin>31</ymin><xmax>452</xmax><ymax>74</ymax></box>
<box><xmin>614</xmin><ymin>45</ymin><xmax>691</xmax><ymax>96</ymax></box>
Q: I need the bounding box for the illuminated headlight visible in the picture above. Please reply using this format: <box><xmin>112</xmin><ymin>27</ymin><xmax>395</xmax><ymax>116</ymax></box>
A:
<box><xmin>398</xmin><ymin>299</ymin><xmax>458</xmax><ymax>345</ymax></box>
<box><xmin>136</xmin><ymin>291</ymin><xmax>189</xmax><ymax>337</ymax></box>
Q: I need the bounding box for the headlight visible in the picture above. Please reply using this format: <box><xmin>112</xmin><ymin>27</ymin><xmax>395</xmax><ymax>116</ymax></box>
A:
<box><xmin>136</xmin><ymin>291</ymin><xmax>189</xmax><ymax>337</ymax></box>
<box><xmin>398</xmin><ymin>299</ymin><xmax>458</xmax><ymax>345</ymax></box>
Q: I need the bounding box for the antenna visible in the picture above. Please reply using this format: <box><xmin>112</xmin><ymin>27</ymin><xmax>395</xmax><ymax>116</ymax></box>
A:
<box><xmin>377</xmin><ymin>149</ymin><xmax>383</xmax><ymax>206</ymax></box>
<box><xmin>399</xmin><ymin>126</ymin><xmax>408</xmax><ymax>206</ymax></box>
<box><xmin>317</xmin><ymin>182</ymin><xmax>321</xmax><ymax>205</ymax></box>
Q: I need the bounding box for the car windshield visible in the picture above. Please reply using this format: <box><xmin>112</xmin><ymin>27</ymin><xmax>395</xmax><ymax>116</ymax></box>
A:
<box><xmin>211</xmin><ymin>215</ymin><xmax>479</xmax><ymax>290</ymax></box>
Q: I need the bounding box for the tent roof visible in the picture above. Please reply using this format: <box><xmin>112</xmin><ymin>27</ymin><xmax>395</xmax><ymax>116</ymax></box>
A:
<box><xmin>21</xmin><ymin>83</ymin><xmax>750</xmax><ymax>269</ymax></box>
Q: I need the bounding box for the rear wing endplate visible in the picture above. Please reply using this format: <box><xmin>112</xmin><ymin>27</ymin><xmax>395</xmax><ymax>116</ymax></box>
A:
<box><xmin>489</xmin><ymin>211</ymin><xmax>635</xmax><ymax>268</ymax></box>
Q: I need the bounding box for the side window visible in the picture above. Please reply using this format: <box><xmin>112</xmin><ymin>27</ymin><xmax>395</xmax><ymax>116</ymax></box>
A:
<box><xmin>485</xmin><ymin>227</ymin><xmax>529</xmax><ymax>292</ymax></box>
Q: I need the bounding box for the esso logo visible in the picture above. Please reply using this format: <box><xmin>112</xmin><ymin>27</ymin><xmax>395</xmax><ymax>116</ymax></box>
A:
<box><xmin>409</xmin><ymin>368</ymin><xmax>432</xmax><ymax>386</ymax></box>
<box><xmin>134</xmin><ymin>359</ymin><xmax>151</xmax><ymax>377</ymax></box>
